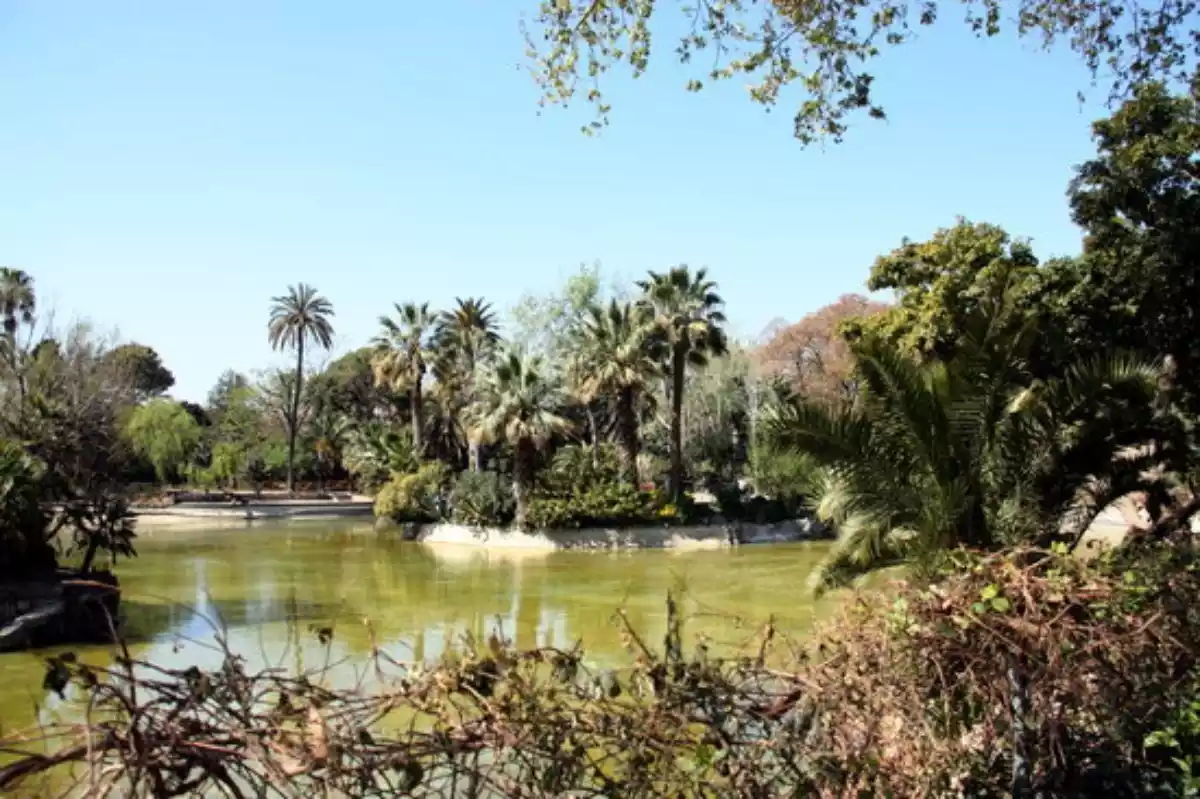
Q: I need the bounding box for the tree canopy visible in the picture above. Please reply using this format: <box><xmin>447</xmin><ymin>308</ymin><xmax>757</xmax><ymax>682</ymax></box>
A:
<box><xmin>105</xmin><ymin>343</ymin><xmax>175</xmax><ymax>400</ymax></box>
<box><xmin>525</xmin><ymin>0</ymin><xmax>1200</xmax><ymax>144</ymax></box>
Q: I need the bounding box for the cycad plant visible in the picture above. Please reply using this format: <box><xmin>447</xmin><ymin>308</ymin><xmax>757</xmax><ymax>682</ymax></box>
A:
<box><xmin>471</xmin><ymin>351</ymin><xmax>573</xmax><ymax>530</ymax></box>
<box><xmin>766</xmin><ymin>299</ymin><xmax>1173</xmax><ymax>593</ymax></box>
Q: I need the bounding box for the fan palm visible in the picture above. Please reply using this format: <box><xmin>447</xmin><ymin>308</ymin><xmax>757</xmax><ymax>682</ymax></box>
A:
<box><xmin>372</xmin><ymin>302</ymin><xmax>436</xmax><ymax>456</ymax></box>
<box><xmin>637</xmin><ymin>265</ymin><xmax>727</xmax><ymax>500</ymax></box>
<box><xmin>573</xmin><ymin>300</ymin><xmax>661</xmax><ymax>487</ymax></box>
<box><xmin>0</xmin><ymin>268</ymin><xmax>35</xmax><ymax>337</ymax></box>
<box><xmin>267</xmin><ymin>283</ymin><xmax>335</xmax><ymax>493</ymax></box>
<box><xmin>436</xmin><ymin>297</ymin><xmax>502</xmax><ymax>470</ymax></box>
<box><xmin>765</xmin><ymin>300</ymin><xmax>1172</xmax><ymax>594</ymax></box>
<box><xmin>471</xmin><ymin>351</ymin><xmax>573</xmax><ymax>530</ymax></box>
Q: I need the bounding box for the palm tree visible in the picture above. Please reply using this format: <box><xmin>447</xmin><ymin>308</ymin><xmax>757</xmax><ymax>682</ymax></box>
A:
<box><xmin>371</xmin><ymin>302</ymin><xmax>436</xmax><ymax>456</ymax></box>
<box><xmin>573</xmin><ymin>300</ymin><xmax>661</xmax><ymax>488</ymax></box>
<box><xmin>267</xmin><ymin>283</ymin><xmax>335</xmax><ymax>493</ymax></box>
<box><xmin>0</xmin><ymin>268</ymin><xmax>36</xmax><ymax>406</ymax></box>
<box><xmin>637</xmin><ymin>265</ymin><xmax>727</xmax><ymax>501</ymax></box>
<box><xmin>436</xmin><ymin>297</ymin><xmax>502</xmax><ymax>471</ymax></box>
<box><xmin>471</xmin><ymin>351</ymin><xmax>573</xmax><ymax>530</ymax></box>
<box><xmin>0</xmin><ymin>268</ymin><xmax>35</xmax><ymax>337</ymax></box>
<box><xmin>765</xmin><ymin>301</ymin><xmax>1173</xmax><ymax>594</ymax></box>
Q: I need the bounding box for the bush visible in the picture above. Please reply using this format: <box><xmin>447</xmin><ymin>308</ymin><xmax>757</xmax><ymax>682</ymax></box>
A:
<box><xmin>18</xmin><ymin>540</ymin><xmax>1200</xmax><ymax>797</ymax></box>
<box><xmin>747</xmin><ymin>441</ymin><xmax>817</xmax><ymax>512</ymax></box>
<box><xmin>0</xmin><ymin>441</ymin><xmax>55</xmax><ymax>578</ymax></box>
<box><xmin>526</xmin><ymin>483</ymin><xmax>652</xmax><ymax>529</ymax></box>
<box><xmin>449</xmin><ymin>471</ymin><xmax>514</xmax><ymax>527</ymax></box>
<box><xmin>542</xmin><ymin>443</ymin><xmax>621</xmax><ymax>495</ymax></box>
<box><xmin>373</xmin><ymin>462</ymin><xmax>449</xmax><ymax>523</ymax></box>
<box><xmin>790</xmin><ymin>541</ymin><xmax>1200</xmax><ymax>796</ymax></box>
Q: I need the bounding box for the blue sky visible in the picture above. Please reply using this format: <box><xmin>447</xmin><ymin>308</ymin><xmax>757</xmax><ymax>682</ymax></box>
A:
<box><xmin>0</xmin><ymin>1</ymin><xmax>1109</xmax><ymax>401</ymax></box>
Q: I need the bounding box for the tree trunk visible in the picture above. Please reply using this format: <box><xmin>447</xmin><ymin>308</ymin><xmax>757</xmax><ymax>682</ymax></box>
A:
<box><xmin>80</xmin><ymin>536</ymin><xmax>100</xmax><ymax>575</ymax></box>
<box><xmin>616</xmin><ymin>387</ymin><xmax>640</xmax><ymax>489</ymax></box>
<box><xmin>668</xmin><ymin>345</ymin><xmax>686</xmax><ymax>501</ymax></box>
<box><xmin>513</xmin><ymin>439</ymin><xmax>533</xmax><ymax>531</ymax></box>
<box><xmin>286</xmin><ymin>336</ymin><xmax>305</xmax><ymax>495</ymax></box>
<box><xmin>469</xmin><ymin>440</ymin><xmax>483</xmax><ymax>472</ymax></box>
<box><xmin>411</xmin><ymin>364</ymin><xmax>424</xmax><ymax>458</ymax></box>
<box><xmin>586</xmin><ymin>405</ymin><xmax>600</xmax><ymax>467</ymax></box>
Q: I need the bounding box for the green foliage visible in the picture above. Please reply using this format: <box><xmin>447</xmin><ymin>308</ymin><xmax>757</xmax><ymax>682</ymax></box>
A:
<box><xmin>449</xmin><ymin>470</ymin><xmax>514</xmax><ymax>527</ymax></box>
<box><xmin>374</xmin><ymin>462</ymin><xmax>449</xmax><ymax>523</ymax></box>
<box><xmin>766</xmin><ymin>296</ymin><xmax>1175</xmax><ymax>593</ymax></box>
<box><xmin>747</xmin><ymin>439</ymin><xmax>818</xmax><ymax>511</ymax></box>
<box><xmin>0</xmin><ymin>440</ymin><xmax>55</xmax><ymax>577</ymax></box>
<box><xmin>542</xmin><ymin>443</ymin><xmax>621</xmax><ymax>494</ymax></box>
<box><xmin>1038</xmin><ymin>78</ymin><xmax>1200</xmax><ymax>413</ymax></box>
<box><xmin>853</xmin><ymin>219</ymin><xmax>1041</xmax><ymax>361</ymax></box>
<box><xmin>508</xmin><ymin>263</ymin><xmax>608</xmax><ymax>367</ymax></box>
<box><xmin>63</xmin><ymin>494</ymin><xmax>137</xmax><ymax>574</ymax></box>
<box><xmin>525</xmin><ymin>482</ymin><xmax>650</xmax><ymax>529</ymax></box>
<box><xmin>527</xmin><ymin>0</ymin><xmax>1196</xmax><ymax>145</ymax></box>
<box><xmin>342</xmin><ymin>424</ymin><xmax>417</xmax><ymax>492</ymax></box>
<box><xmin>104</xmin><ymin>343</ymin><xmax>175</xmax><ymax>400</ymax></box>
<box><xmin>637</xmin><ymin>265</ymin><xmax>727</xmax><ymax>501</ymax></box>
<box><xmin>124</xmin><ymin>399</ymin><xmax>203</xmax><ymax>484</ymax></box>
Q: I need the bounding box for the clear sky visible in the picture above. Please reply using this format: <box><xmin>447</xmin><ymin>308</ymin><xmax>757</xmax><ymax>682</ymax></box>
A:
<box><xmin>0</xmin><ymin>1</ymin><xmax>1110</xmax><ymax>401</ymax></box>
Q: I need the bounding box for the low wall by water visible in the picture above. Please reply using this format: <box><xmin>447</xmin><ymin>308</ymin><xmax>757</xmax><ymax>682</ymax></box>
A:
<box><xmin>406</xmin><ymin>518</ymin><xmax>825</xmax><ymax>551</ymax></box>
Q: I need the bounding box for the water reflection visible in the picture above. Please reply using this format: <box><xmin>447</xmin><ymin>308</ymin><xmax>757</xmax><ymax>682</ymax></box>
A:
<box><xmin>0</xmin><ymin>522</ymin><xmax>833</xmax><ymax>733</ymax></box>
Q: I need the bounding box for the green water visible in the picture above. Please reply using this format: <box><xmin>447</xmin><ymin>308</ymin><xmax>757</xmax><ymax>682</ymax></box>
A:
<box><xmin>0</xmin><ymin>521</ymin><xmax>832</xmax><ymax>735</ymax></box>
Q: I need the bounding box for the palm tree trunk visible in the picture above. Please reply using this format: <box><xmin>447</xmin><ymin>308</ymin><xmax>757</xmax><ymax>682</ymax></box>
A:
<box><xmin>469</xmin><ymin>440</ymin><xmax>482</xmax><ymax>472</ymax></box>
<box><xmin>287</xmin><ymin>337</ymin><xmax>304</xmax><ymax>495</ymax></box>
<box><xmin>616</xmin><ymin>387</ymin><xmax>640</xmax><ymax>489</ymax></box>
<box><xmin>668</xmin><ymin>345</ymin><xmax>686</xmax><ymax>501</ymax></box>
<box><xmin>513</xmin><ymin>438</ymin><xmax>533</xmax><ymax>531</ymax></box>
<box><xmin>411</xmin><ymin>373</ymin><xmax>424</xmax><ymax>457</ymax></box>
<box><xmin>586</xmin><ymin>405</ymin><xmax>600</xmax><ymax>468</ymax></box>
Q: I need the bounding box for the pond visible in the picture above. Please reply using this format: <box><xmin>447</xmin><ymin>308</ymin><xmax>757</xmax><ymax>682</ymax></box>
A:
<box><xmin>0</xmin><ymin>521</ymin><xmax>834</xmax><ymax>734</ymax></box>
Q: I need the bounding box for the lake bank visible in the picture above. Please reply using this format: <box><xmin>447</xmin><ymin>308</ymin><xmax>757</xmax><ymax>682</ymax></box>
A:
<box><xmin>405</xmin><ymin>519</ymin><xmax>825</xmax><ymax>550</ymax></box>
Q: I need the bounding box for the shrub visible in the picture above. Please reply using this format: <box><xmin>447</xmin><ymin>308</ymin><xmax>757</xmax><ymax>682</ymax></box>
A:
<box><xmin>525</xmin><ymin>483</ymin><xmax>652</xmax><ymax>529</ymax></box>
<box><xmin>0</xmin><ymin>441</ymin><xmax>55</xmax><ymax>578</ymax></box>
<box><xmin>747</xmin><ymin>441</ymin><xmax>816</xmax><ymax>512</ymax></box>
<box><xmin>542</xmin><ymin>443</ymin><xmax>621</xmax><ymax>495</ymax></box>
<box><xmin>449</xmin><ymin>471</ymin><xmax>514</xmax><ymax>527</ymax></box>
<box><xmin>790</xmin><ymin>541</ymin><xmax>1200</xmax><ymax>796</ymax></box>
<box><xmin>18</xmin><ymin>540</ymin><xmax>1200</xmax><ymax>797</ymax></box>
<box><xmin>373</xmin><ymin>462</ymin><xmax>449</xmax><ymax>523</ymax></box>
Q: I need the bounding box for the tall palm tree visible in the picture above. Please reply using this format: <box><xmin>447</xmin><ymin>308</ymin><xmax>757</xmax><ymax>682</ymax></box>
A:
<box><xmin>637</xmin><ymin>265</ymin><xmax>727</xmax><ymax>501</ymax></box>
<box><xmin>436</xmin><ymin>297</ymin><xmax>502</xmax><ymax>471</ymax></box>
<box><xmin>574</xmin><ymin>300</ymin><xmax>661</xmax><ymax>488</ymax></box>
<box><xmin>0</xmin><ymin>268</ymin><xmax>35</xmax><ymax>337</ymax></box>
<box><xmin>371</xmin><ymin>302</ymin><xmax>436</xmax><ymax>456</ymax></box>
<box><xmin>267</xmin><ymin>283</ymin><xmax>335</xmax><ymax>493</ymax></box>
<box><xmin>765</xmin><ymin>301</ymin><xmax>1173</xmax><ymax>594</ymax></box>
<box><xmin>471</xmin><ymin>351</ymin><xmax>573</xmax><ymax>530</ymax></box>
<box><xmin>0</xmin><ymin>268</ymin><xmax>36</xmax><ymax>406</ymax></box>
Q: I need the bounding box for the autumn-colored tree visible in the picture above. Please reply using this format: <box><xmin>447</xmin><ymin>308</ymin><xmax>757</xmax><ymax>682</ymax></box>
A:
<box><xmin>754</xmin><ymin>294</ymin><xmax>889</xmax><ymax>402</ymax></box>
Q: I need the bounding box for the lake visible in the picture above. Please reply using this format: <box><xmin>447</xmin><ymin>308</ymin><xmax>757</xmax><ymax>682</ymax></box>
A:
<box><xmin>0</xmin><ymin>521</ymin><xmax>834</xmax><ymax>734</ymax></box>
